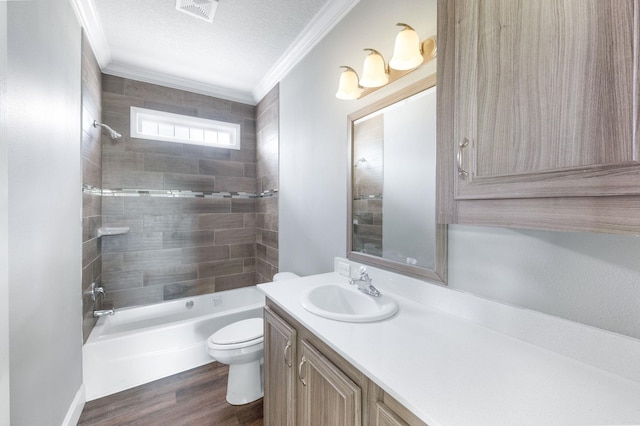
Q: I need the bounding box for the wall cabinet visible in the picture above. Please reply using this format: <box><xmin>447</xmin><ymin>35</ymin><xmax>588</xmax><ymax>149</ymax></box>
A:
<box><xmin>437</xmin><ymin>0</ymin><xmax>640</xmax><ymax>233</ymax></box>
<box><xmin>263</xmin><ymin>303</ymin><xmax>426</xmax><ymax>426</ymax></box>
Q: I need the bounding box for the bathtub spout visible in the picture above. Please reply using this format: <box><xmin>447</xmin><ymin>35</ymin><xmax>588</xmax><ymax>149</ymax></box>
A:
<box><xmin>94</xmin><ymin>308</ymin><xmax>115</xmax><ymax>317</ymax></box>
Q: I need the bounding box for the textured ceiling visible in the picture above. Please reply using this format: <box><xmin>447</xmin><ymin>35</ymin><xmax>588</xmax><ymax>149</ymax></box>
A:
<box><xmin>79</xmin><ymin>0</ymin><xmax>355</xmax><ymax>103</ymax></box>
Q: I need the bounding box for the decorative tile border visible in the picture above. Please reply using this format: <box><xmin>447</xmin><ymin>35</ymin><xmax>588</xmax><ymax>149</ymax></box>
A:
<box><xmin>82</xmin><ymin>184</ymin><xmax>278</xmax><ymax>199</ymax></box>
<box><xmin>353</xmin><ymin>194</ymin><xmax>383</xmax><ymax>200</ymax></box>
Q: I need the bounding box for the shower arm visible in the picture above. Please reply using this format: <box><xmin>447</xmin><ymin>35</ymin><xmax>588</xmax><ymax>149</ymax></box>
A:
<box><xmin>93</xmin><ymin>120</ymin><xmax>122</xmax><ymax>139</ymax></box>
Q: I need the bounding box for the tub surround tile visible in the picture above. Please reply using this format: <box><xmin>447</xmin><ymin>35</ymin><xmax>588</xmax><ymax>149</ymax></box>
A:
<box><xmin>102</xmin><ymin>270</ymin><xmax>144</xmax><ymax>291</ymax></box>
<box><xmin>142</xmin><ymin>100</ymin><xmax>198</xmax><ymax>117</ymax></box>
<box><xmin>163</xmin><ymin>173</ymin><xmax>216</xmax><ymax>192</ymax></box>
<box><xmin>100</xmin><ymin>76</ymin><xmax>263</xmax><ymax>309</ymax></box>
<box><xmin>214</xmin><ymin>228</ymin><xmax>256</xmax><ymax>245</ymax></box>
<box><xmin>256</xmin><ymin>259</ymin><xmax>277</xmax><ymax>284</ymax></box>
<box><xmin>231</xmin><ymin>198</ymin><xmax>256</xmax><ymax>213</ymax></box>
<box><xmin>198</xmin><ymin>259</ymin><xmax>244</xmax><ymax>279</ymax></box>
<box><xmin>162</xmin><ymin>230</ymin><xmax>215</xmax><ymax>249</ymax></box>
<box><xmin>198</xmin><ymin>213</ymin><xmax>244</xmax><ymax>230</ymax></box>
<box><xmin>183</xmin><ymin>198</ymin><xmax>231</xmax><ymax>214</ymax></box>
<box><xmin>162</xmin><ymin>279</ymin><xmax>216</xmax><ymax>300</ymax></box>
<box><xmin>215</xmin><ymin>272</ymin><xmax>257</xmax><ymax>292</ymax></box>
<box><xmin>109</xmin><ymin>285</ymin><xmax>164</xmax><ymax>308</ymax></box>
<box><xmin>144</xmin><ymin>264</ymin><xmax>199</xmax><ymax>286</ymax></box>
<box><xmin>101</xmin><ymin>232</ymin><xmax>163</xmax><ymax>253</ymax></box>
<box><xmin>123</xmin><ymin>248</ymin><xmax>184</xmax><ymax>271</ymax></box>
<box><xmin>214</xmin><ymin>176</ymin><xmax>256</xmax><ymax>193</ymax></box>
<box><xmin>182</xmin><ymin>144</ymin><xmax>231</xmax><ymax>161</ymax></box>
<box><xmin>230</xmin><ymin>243</ymin><xmax>256</xmax><ymax>259</ymax></box>
<box><xmin>102</xmin><ymin>151</ymin><xmax>145</xmax><ymax>173</ymax></box>
<box><xmin>182</xmin><ymin>245</ymin><xmax>230</xmax><ymax>264</ymax></box>
<box><xmin>199</xmin><ymin>159</ymin><xmax>246</xmax><ymax>177</ymax></box>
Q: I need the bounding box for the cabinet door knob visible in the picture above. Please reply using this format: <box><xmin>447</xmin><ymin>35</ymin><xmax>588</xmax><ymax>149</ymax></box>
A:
<box><xmin>284</xmin><ymin>341</ymin><xmax>292</xmax><ymax>367</ymax></box>
<box><xmin>298</xmin><ymin>356</ymin><xmax>307</xmax><ymax>386</ymax></box>
<box><xmin>457</xmin><ymin>138</ymin><xmax>469</xmax><ymax>178</ymax></box>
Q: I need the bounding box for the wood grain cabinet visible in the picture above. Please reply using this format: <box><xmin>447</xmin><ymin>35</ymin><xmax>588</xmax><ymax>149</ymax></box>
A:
<box><xmin>297</xmin><ymin>340</ymin><xmax>362</xmax><ymax>426</ymax></box>
<box><xmin>437</xmin><ymin>0</ymin><xmax>640</xmax><ymax>233</ymax></box>
<box><xmin>264</xmin><ymin>308</ymin><xmax>297</xmax><ymax>426</ymax></box>
<box><xmin>263</xmin><ymin>303</ymin><xmax>426</xmax><ymax>426</ymax></box>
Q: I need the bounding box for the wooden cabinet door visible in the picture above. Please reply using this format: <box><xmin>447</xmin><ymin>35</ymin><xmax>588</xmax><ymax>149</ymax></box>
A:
<box><xmin>374</xmin><ymin>402</ymin><xmax>409</xmax><ymax>426</ymax></box>
<box><xmin>264</xmin><ymin>308</ymin><xmax>297</xmax><ymax>426</ymax></box>
<box><xmin>297</xmin><ymin>340</ymin><xmax>362</xmax><ymax>426</ymax></box>
<box><xmin>452</xmin><ymin>0</ymin><xmax>640</xmax><ymax>200</ymax></box>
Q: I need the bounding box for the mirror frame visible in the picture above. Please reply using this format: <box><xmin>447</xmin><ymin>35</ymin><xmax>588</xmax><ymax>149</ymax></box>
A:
<box><xmin>347</xmin><ymin>74</ymin><xmax>447</xmax><ymax>285</ymax></box>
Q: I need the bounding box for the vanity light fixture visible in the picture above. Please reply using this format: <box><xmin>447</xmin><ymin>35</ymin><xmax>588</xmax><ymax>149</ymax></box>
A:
<box><xmin>335</xmin><ymin>23</ymin><xmax>437</xmax><ymax>100</ymax></box>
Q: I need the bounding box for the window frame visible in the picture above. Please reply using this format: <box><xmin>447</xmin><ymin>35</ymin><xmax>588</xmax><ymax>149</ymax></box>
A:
<box><xmin>130</xmin><ymin>106</ymin><xmax>241</xmax><ymax>150</ymax></box>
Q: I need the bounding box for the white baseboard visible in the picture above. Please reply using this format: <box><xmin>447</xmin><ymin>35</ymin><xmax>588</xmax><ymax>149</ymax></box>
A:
<box><xmin>62</xmin><ymin>384</ymin><xmax>85</xmax><ymax>426</ymax></box>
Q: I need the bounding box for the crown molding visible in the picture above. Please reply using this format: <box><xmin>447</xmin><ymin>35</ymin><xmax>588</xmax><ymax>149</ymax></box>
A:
<box><xmin>252</xmin><ymin>0</ymin><xmax>360</xmax><ymax>103</ymax></box>
<box><xmin>103</xmin><ymin>62</ymin><xmax>256</xmax><ymax>105</ymax></box>
<box><xmin>69</xmin><ymin>0</ymin><xmax>111</xmax><ymax>67</ymax></box>
<box><xmin>70</xmin><ymin>0</ymin><xmax>359</xmax><ymax>105</ymax></box>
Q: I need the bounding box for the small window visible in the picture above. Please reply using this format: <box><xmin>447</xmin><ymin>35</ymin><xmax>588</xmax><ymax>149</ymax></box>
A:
<box><xmin>130</xmin><ymin>107</ymin><xmax>241</xmax><ymax>150</ymax></box>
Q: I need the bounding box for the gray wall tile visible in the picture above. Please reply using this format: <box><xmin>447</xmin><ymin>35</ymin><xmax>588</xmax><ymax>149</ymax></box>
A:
<box><xmin>100</xmin><ymin>76</ymin><xmax>269</xmax><ymax>309</ymax></box>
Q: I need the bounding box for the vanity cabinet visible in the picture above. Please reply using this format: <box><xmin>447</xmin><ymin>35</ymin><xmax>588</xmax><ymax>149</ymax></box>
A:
<box><xmin>437</xmin><ymin>0</ymin><xmax>640</xmax><ymax>233</ymax></box>
<box><xmin>298</xmin><ymin>340</ymin><xmax>362</xmax><ymax>425</ymax></box>
<box><xmin>264</xmin><ymin>307</ymin><xmax>297</xmax><ymax>426</ymax></box>
<box><xmin>263</xmin><ymin>303</ymin><xmax>426</xmax><ymax>426</ymax></box>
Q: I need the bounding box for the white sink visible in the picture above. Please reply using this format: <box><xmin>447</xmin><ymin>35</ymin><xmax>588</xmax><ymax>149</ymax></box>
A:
<box><xmin>300</xmin><ymin>284</ymin><xmax>398</xmax><ymax>322</ymax></box>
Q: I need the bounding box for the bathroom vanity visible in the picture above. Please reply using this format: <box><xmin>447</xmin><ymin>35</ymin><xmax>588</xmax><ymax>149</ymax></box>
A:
<box><xmin>258</xmin><ymin>259</ymin><xmax>640</xmax><ymax>426</ymax></box>
<box><xmin>263</xmin><ymin>301</ymin><xmax>423</xmax><ymax>426</ymax></box>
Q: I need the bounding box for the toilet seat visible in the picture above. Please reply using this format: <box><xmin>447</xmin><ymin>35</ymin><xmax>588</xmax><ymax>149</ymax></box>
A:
<box><xmin>208</xmin><ymin>318</ymin><xmax>264</xmax><ymax>351</ymax></box>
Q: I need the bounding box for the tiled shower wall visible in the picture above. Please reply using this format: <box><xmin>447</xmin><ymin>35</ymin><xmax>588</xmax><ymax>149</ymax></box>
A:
<box><xmin>81</xmin><ymin>33</ymin><xmax>103</xmax><ymax>342</ymax></box>
<box><xmin>100</xmin><ymin>76</ymin><xmax>258</xmax><ymax>309</ymax></box>
<box><xmin>256</xmin><ymin>86</ymin><xmax>279</xmax><ymax>282</ymax></box>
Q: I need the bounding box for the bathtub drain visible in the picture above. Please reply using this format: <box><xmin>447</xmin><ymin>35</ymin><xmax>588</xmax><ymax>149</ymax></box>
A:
<box><xmin>185</xmin><ymin>300</ymin><xmax>194</xmax><ymax>309</ymax></box>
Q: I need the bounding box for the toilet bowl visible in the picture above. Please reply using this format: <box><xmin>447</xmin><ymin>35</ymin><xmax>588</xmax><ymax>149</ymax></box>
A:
<box><xmin>206</xmin><ymin>276</ymin><xmax>300</xmax><ymax>405</ymax></box>
<box><xmin>207</xmin><ymin>318</ymin><xmax>264</xmax><ymax>405</ymax></box>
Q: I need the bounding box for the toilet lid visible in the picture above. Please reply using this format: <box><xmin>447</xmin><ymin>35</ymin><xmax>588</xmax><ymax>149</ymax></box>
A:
<box><xmin>210</xmin><ymin>318</ymin><xmax>263</xmax><ymax>345</ymax></box>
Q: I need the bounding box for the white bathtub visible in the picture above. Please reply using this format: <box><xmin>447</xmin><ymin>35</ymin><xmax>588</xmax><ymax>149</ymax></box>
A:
<box><xmin>83</xmin><ymin>286</ymin><xmax>265</xmax><ymax>401</ymax></box>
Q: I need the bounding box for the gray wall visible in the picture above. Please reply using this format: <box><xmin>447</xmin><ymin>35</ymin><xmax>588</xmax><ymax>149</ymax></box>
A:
<box><xmin>279</xmin><ymin>0</ymin><xmax>640</xmax><ymax>340</ymax></box>
<box><xmin>280</xmin><ymin>0</ymin><xmax>436</xmax><ymax>274</ymax></box>
<box><xmin>6</xmin><ymin>0</ymin><xmax>83</xmax><ymax>424</ymax></box>
<box><xmin>1</xmin><ymin>3</ymin><xmax>10</xmax><ymax>424</ymax></box>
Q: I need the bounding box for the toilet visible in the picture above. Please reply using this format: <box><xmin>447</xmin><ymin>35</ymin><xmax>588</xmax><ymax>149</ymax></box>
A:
<box><xmin>206</xmin><ymin>272</ymin><xmax>300</xmax><ymax>405</ymax></box>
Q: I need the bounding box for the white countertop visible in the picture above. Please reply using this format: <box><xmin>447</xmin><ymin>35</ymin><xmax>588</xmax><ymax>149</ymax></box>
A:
<box><xmin>258</xmin><ymin>270</ymin><xmax>640</xmax><ymax>426</ymax></box>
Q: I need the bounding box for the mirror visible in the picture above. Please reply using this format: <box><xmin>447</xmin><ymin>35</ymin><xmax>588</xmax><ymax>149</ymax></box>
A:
<box><xmin>347</xmin><ymin>74</ymin><xmax>447</xmax><ymax>284</ymax></box>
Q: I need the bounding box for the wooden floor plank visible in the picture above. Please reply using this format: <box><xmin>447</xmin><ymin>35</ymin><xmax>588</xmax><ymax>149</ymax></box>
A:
<box><xmin>78</xmin><ymin>362</ymin><xmax>263</xmax><ymax>426</ymax></box>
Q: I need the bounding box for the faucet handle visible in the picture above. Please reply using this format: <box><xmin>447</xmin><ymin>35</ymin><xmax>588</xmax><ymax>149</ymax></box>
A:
<box><xmin>357</xmin><ymin>265</ymin><xmax>367</xmax><ymax>277</ymax></box>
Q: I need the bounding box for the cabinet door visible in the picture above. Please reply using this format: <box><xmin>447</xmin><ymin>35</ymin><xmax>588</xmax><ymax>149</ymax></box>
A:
<box><xmin>452</xmin><ymin>0</ymin><xmax>639</xmax><ymax>200</ymax></box>
<box><xmin>297</xmin><ymin>340</ymin><xmax>362</xmax><ymax>426</ymax></box>
<box><xmin>264</xmin><ymin>308</ymin><xmax>297</xmax><ymax>426</ymax></box>
<box><xmin>374</xmin><ymin>402</ymin><xmax>409</xmax><ymax>426</ymax></box>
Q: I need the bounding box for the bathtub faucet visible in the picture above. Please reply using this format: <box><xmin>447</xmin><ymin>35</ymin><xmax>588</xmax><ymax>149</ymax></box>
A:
<box><xmin>349</xmin><ymin>266</ymin><xmax>381</xmax><ymax>297</ymax></box>
<box><xmin>93</xmin><ymin>308</ymin><xmax>115</xmax><ymax>317</ymax></box>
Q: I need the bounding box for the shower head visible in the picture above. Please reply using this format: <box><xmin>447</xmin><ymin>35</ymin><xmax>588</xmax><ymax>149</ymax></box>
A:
<box><xmin>93</xmin><ymin>120</ymin><xmax>122</xmax><ymax>140</ymax></box>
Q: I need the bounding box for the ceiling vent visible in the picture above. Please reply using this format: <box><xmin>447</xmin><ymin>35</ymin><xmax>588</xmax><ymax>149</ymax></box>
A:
<box><xmin>175</xmin><ymin>0</ymin><xmax>219</xmax><ymax>23</ymax></box>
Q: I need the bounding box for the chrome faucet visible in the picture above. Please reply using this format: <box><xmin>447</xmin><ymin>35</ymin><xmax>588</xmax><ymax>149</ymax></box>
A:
<box><xmin>349</xmin><ymin>266</ymin><xmax>381</xmax><ymax>297</ymax></box>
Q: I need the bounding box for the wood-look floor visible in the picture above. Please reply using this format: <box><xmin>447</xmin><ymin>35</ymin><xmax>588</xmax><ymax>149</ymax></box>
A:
<box><xmin>78</xmin><ymin>362</ymin><xmax>263</xmax><ymax>426</ymax></box>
